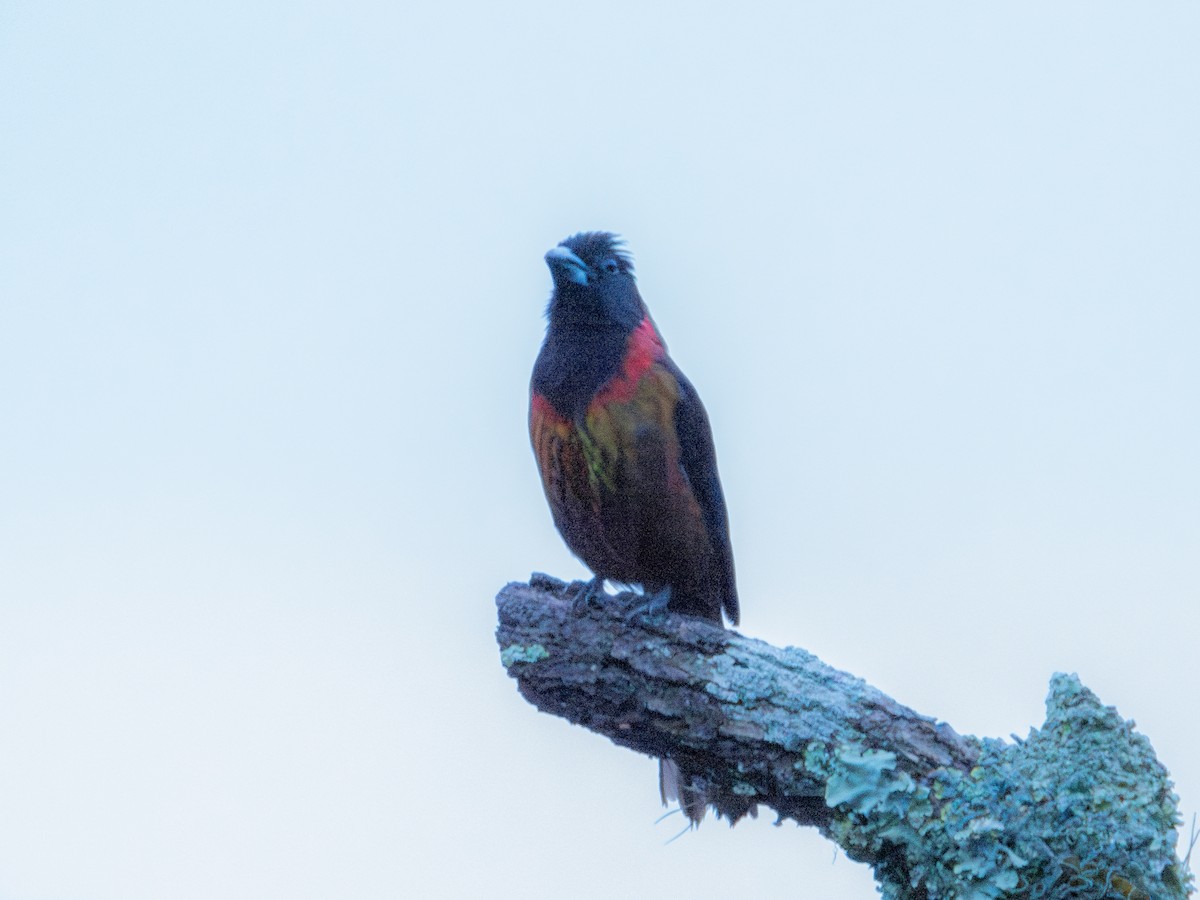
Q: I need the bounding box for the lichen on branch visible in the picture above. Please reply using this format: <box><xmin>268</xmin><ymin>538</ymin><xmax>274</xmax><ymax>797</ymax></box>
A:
<box><xmin>496</xmin><ymin>575</ymin><xmax>1192</xmax><ymax>899</ymax></box>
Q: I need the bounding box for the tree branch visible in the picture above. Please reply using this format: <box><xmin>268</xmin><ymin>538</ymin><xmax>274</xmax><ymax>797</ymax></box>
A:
<box><xmin>496</xmin><ymin>575</ymin><xmax>1192</xmax><ymax>899</ymax></box>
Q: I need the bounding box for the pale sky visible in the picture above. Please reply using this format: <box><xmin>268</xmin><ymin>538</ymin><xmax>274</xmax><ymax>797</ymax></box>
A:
<box><xmin>1</xmin><ymin>3</ymin><xmax>1197</xmax><ymax>898</ymax></box>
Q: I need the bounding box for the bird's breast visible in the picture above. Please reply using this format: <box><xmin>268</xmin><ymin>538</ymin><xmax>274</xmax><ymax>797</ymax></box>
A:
<box><xmin>531</xmin><ymin>316</ymin><xmax>672</xmax><ymax>485</ymax></box>
<box><xmin>531</xmin><ymin>360</ymin><xmax>681</xmax><ymax>496</ymax></box>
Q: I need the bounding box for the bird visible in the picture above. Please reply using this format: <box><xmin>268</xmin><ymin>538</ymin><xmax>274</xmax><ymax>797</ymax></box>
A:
<box><xmin>529</xmin><ymin>231</ymin><xmax>738</xmax><ymax>824</ymax></box>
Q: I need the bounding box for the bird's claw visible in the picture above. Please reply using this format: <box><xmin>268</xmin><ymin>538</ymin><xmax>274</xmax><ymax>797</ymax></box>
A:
<box><xmin>624</xmin><ymin>586</ymin><xmax>671</xmax><ymax>623</ymax></box>
<box><xmin>570</xmin><ymin>576</ymin><xmax>607</xmax><ymax>614</ymax></box>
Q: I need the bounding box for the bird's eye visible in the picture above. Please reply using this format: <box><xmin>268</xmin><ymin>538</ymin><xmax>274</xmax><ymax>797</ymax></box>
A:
<box><xmin>601</xmin><ymin>259</ymin><xmax>620</xmax><ymax>274</ymax></box>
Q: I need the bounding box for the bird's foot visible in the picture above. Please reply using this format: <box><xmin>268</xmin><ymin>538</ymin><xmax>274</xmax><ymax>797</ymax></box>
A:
<box><xmin>625</xmin><ymin>585</ymin><xmax>671</xmax><ymax>623</ymax></box>
<box><xmin>570</xmin><ymin>576</ymin><xmax>607</xmax><ymax>614</ymax></box>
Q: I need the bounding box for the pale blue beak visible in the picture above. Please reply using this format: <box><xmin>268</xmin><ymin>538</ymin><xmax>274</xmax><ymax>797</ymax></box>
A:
<box><xmin>545</xmin><ymin>245</ymin><xmax>590</xmax><ymax>286</ymax></box>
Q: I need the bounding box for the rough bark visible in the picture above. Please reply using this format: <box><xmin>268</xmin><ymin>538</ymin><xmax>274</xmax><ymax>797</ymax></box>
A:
<box><xmin>496</xmin><ymin>575</ymin><xmax>1192</xmax><ymax>899</ymax></box>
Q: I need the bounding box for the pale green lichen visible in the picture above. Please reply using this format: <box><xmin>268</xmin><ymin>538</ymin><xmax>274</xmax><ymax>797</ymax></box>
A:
<box><xmin>500</xmin><ymin>643</ymin><xmax>549</xmax><ymax>667</ymax></box>
<box><xmin>806</xmin><ymin>674</ymin><xmax>1191</xmax><ymax>899</ymax></box>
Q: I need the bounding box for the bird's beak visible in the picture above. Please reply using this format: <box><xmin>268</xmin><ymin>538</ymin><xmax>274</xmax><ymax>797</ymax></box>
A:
<box><xmin>545</xmin><ymin>246</ymin><xmax>590</xmax><ymax>286</ymax></box>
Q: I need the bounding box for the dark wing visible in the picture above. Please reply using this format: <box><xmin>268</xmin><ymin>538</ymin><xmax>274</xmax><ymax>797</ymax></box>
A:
<box><xmin>667</xmin><ymin>359</ymin><xmax>739</xmax><ymax>625</ymax></box>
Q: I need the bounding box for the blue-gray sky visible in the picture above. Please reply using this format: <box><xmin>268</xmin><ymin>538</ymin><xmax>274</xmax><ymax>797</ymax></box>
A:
<box><xmin>2</xmin><ymin>3</ymin><xmax>1197</xmax><ymax>897</ymax></box>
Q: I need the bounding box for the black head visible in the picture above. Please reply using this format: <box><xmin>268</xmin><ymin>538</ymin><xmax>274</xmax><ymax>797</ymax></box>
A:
<box><xmin>544</xmin><ymin>231</ymin><xmax>645</xmax><ymax>332</ymax></box>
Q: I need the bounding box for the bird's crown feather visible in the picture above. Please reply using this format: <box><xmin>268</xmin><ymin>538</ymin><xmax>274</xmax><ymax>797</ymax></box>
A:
<box><xmin>558</xmin><ymin>231</ymin><xmax>635</xmax><ymax>274</ymax></box>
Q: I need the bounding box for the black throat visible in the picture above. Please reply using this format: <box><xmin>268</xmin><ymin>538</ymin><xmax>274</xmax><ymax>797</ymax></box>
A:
<box><xmin>531</xmin><ymin>320</ymin><xmax>631</xmax><ymax>423</ymax></box>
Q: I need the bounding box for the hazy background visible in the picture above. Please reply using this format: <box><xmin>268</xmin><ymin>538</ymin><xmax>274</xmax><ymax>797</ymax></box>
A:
<box><xmin>2</xmin><ymin>2</ymin><xmax>1197</xmax><ymax>897</ymax></box>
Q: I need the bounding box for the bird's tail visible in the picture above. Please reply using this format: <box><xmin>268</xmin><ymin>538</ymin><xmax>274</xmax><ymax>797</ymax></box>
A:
<box><xmin>659</xmin><ymin>757</ymin><xmax>707</xmax><ymax>826</ymax></box>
